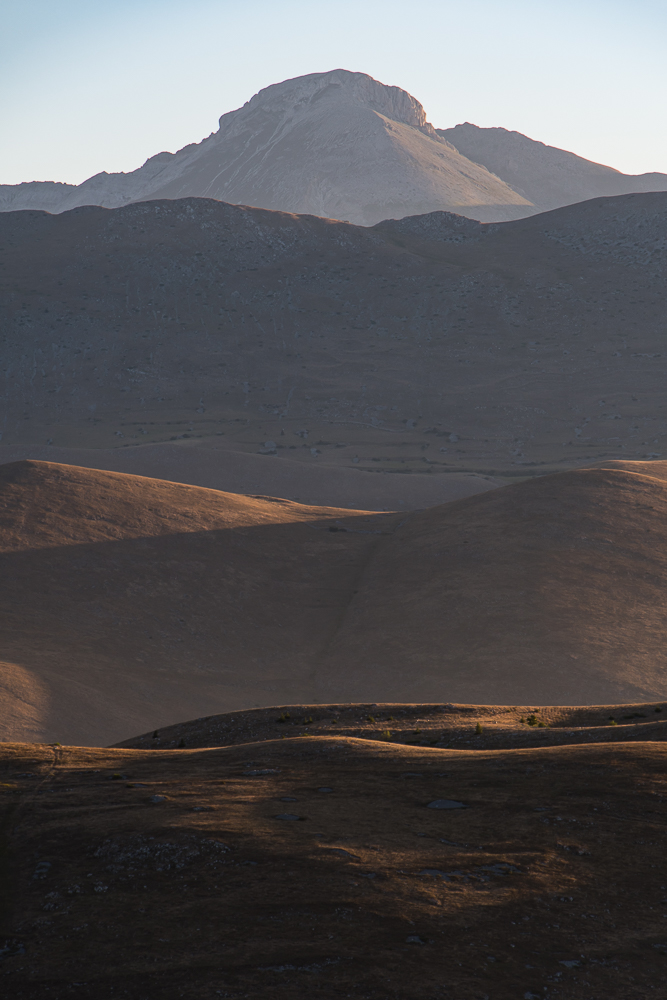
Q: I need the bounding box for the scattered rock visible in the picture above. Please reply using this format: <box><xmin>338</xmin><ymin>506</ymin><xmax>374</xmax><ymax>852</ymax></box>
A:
<box><xmin>318</xmin><ymin>787</ymin><xmax>333</xmax><ymax>793</ymax></box>
<box><xmin>149</xmin><ymin>795</ymin><xmax>167</xmax><ymax>803</ymax></box>
<box><xmin>406</xmin><ymin>935</ymin><xmax>427</xmax><ymax>945</ymax></box>
<box><xmin>0</xmin><ymin>939</ymin><xmax>25</xmax><ymax>959</ymax></box>
<box><xmin>32</xmin><ymin>861</ymin><xmax>51</xmax><ymax>879</ymax></box>
<box><xmin>426</xmin><ymin>799</ymin><xmax>466</xmax><ymax>809</ymax></box>
<box><xmin>275</xmin><ymin>813</ymin><xmax>303</xmax><ymax>821</ymax></box>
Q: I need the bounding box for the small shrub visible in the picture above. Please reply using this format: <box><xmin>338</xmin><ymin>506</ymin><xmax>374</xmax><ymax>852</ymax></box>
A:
<box><xmin>277</xmin><ymin>713</ymin><xmax>291</xmax><ymax>723</ymax></box>
<box><xmin>519</xmin><ymin>717</ymin><xmax>525</xmax><ymax>724</ymax></box>
<box><xmin>526</xmin><ymin>715</ymin><xmax>537</xmax><ymax>727</ymax></box>
<box><xmin>609</xmin><ymin>719</ymin><xmax>618</xmax><ymax>726</ymax></box>
<box><xmin>177</xmin><ymin>738</ymin><xmax>185</xmax><ymax>748</ymax></box>
<box><xmin>655</xmin><ymin>707</ymin><xmax>663</xmax><ymax>713</ymax></box>
<box><xmin>414</xmin><ymin>728</ymin><xmax>422</xmax><ymax>735</ymax></box>
<box><xmin>475</xmin><ymin>723</ymin><xmax>483</xmax><ymax>735</ymax></box>
<box><xmin>387</xmin><ymin>715</ymin><xmax>395</xmax><ymax>722</ymax></box>
<box><xmin>367</xmin><ymin>715</ymin><xmax>376</xmax><ymax>724</ymax></box>
<box><xmin>152</xmin><ymin>731</ymin><xmax>159</xmax><ymax>739</ymax></box>
<box><xmin>303</xmin><ymin>717</ymin><xmax>313</xmax><ymax>725</ymax></box>
<box><xmin>380</xmin><ymin>730</ymin><xmax>392</xmax><ymax>740</ymax></box>
<box><xmin>537</xmin><ymin>722</ymin><xmax>547</xmax><ymax>728</ymax></box>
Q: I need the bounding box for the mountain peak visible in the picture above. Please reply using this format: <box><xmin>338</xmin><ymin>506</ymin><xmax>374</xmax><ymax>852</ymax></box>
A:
<box><xmin>230</xmin><ymin>69</ymin><xmax>432</xmax><ymax>133</ymax></box>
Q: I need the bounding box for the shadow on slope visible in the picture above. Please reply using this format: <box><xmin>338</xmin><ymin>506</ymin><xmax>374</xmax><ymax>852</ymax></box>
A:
<box><xmin>2</xmin><ymin>737</ymin><xmax>667</xmax><ymax>998</ymax></box>
<box><xmin>4</xmin><ymin>460</ymin><xmax>667</xmax><ymax>747</ymax></box>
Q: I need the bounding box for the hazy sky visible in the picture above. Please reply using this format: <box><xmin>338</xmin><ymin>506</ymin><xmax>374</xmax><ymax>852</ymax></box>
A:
<box><xmin>2</xmin><ymin>0</ymin><xmax>666</xmax><ymax>185</ymax></box>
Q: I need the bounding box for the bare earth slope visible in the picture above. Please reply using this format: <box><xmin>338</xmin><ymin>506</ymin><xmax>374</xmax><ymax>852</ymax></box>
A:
<box><xmin>2</xmin><ymin>192</ymin><xmax>667</xmax><ymax>481</ymax></box>
<box><xmin>2</xmin><ymin>736</ymin><xmax>667</xmax><ymax>999</ymax></box>
<box><xmin>4</xmin><ymin>460</ymin><xmax>667</xmax><ymax>747</ymax></box>
<box><xmin>0</xmin><ymin>460</ymin><xmax>396</xmax><ymax>746</ymax></box>
<box><xmin>320</xmin><ymin>465</ymin><xmax>667</xmax><ymax>706</ymax></box>
<box><xmin>0</xmin><ymin>71</ymin><xmax>530</xmax><ymax>225</ymax></box>
<box><xmin>439</xmin><ymin>122</ymin><xmax>667</xmax><ymax>211</ymax></box>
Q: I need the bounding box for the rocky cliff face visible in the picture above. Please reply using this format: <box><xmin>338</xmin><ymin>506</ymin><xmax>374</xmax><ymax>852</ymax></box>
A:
<box><xmin>0</xmin><ymin>70</ymin><xmax>531</xmax><ymax>224</ymax></box>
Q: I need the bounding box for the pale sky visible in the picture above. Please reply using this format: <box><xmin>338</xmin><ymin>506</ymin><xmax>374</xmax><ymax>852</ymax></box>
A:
<box><xmin>2</xmin><ymin>0</ymin><xmax>666</xmax><ymax>185</ymax></box>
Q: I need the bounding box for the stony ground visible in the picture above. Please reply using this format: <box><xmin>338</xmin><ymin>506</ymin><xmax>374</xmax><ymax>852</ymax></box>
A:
<box><xmin>3</xmin><ymin>726</ymin><xmax>667</xmax><ymax>998</ymax></box>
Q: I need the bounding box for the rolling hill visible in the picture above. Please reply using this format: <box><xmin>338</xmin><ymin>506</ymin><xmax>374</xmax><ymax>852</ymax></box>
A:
<box><xmin>3</xmin><ymin>459</ymin><xmax>667</xmax><ymax>747</ymax></box>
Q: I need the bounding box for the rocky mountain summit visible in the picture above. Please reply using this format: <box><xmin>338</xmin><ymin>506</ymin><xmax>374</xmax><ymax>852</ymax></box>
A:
<box><xmin>0</xmin><ymin>70</ymin><xmax>531</xmax><ymax>224</ymax></box>
<box><xmin>4</xmin><ymin>70</ymin><xmax>667</xmax><ymax>225</ymax></box>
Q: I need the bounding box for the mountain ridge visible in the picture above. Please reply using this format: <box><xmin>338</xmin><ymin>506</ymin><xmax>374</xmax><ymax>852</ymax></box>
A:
<box><xmin>0</xmin><ymin>70</ymin><xmax>531</xmax><ymax>223</ymax></box>
<box><xmin>439</xmin><ymin>121</ymin><xmax>667</xmax><ymax>211</ymax></box>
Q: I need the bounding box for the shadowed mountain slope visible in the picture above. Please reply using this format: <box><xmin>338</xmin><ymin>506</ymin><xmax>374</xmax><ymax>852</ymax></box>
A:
<box><xmin>439</xmin><ymin>122</ymin><xmax>667</xmax><ymax>212</ymax></box>
<box><xmin>3</xmin><ymin>460</ymin><xmax>667</xmax><ymax>746</ymax></box>
<box><xmin>2</xmin><ymin>192</ymin><xmax>667</xmax><ymax>482</ymax></box>
<box><xmin>0</xmin><ymin>71</ymin><xmax>530</xmax><ymax>225</ymax></box>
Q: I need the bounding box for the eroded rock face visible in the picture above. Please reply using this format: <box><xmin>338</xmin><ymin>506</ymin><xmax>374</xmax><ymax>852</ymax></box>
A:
<box><xmin>0</xmin><ymin>70</ymin><xmax>531</xmax><ymax>224</ymax></box>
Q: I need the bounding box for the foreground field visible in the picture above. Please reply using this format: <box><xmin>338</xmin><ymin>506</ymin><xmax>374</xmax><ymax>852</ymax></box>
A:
<box><xmin>2</xmin><ymin>735</ymin><xmax>667</xmax><ymax>999</ymax></box>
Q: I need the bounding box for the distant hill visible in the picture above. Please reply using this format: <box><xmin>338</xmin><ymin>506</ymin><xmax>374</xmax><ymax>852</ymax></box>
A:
<box><xmin>1</xmin><ymin>192</ymin><xmax>666</xmax><ymax>481</ymax></box>
<box><xmin>0</xmin><ymin>70</ymin><xmax>531</xmax><ymax>225</ymax></box>
<box><xmin>439</xmin><ymin>122</ymin><xmax>667</xmax><ymax>211</ymax></box>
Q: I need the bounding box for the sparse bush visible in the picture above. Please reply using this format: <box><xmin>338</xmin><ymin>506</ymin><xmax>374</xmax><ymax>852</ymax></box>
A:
<box><xmin>367</xmin><ymin>715</ymin><xmax>376</xmax><ymax>724</ymax></box>
<box><xmin>303</xmin><ymin>716</ymin><xmax>313</xmax><ymax>725</ymax></box>
<box><xmin>277</xmin><ymin>713</ymin><xmax>291</xmax><ymax>723</ymax></box>
<box><xmin>537</xmin><ymin>722</ymin><xmax>547</xmax><ymax>728</ymax></box>
<box><xmin>526</xmin><ymin>715</ymin><xmax>538</xmax><ymax>726</ymax></box>
<box><xmin>380</xmin><ymin>730</ymin><xmax>392</xmax><ymax>740</ymax></box>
